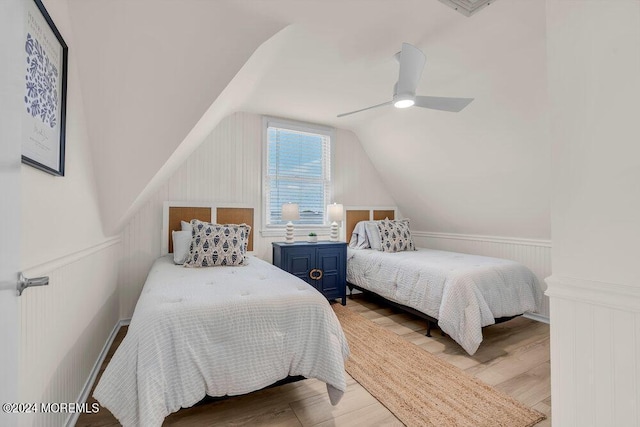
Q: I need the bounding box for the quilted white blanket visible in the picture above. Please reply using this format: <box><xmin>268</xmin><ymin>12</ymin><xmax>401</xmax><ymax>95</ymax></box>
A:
<box><xmin>347</xmin><ymin>248</ymin><xmax>542</xmax><ymax>355</ymax></box>
<box><xmin>94</xmin><ymin>255</ymin><xmax>349</xmax><ymax>427</ymax></box>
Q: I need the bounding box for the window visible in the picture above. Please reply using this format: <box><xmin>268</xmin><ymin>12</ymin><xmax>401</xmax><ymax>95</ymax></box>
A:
<box><xmin>264</xmin><ymin>117</ymin><xmax>332</xmax><ymax>227</ymax></box>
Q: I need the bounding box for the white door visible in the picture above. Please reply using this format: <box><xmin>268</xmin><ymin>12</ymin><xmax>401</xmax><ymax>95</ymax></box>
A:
<box><xmin>0</xmin><ymin>0</ymin><xmax>25</xmax><ymax>424</ymax></box>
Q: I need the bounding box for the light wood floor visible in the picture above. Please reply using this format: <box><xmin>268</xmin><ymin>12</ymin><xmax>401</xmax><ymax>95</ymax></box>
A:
<box><xmin>76</xmin><ymin>293</ymin><xmax>551</xmax><ymax>426</ymax></box>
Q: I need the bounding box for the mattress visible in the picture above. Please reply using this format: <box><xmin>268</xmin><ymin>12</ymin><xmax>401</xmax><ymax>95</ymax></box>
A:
<box><xmin>347</xmin><ymin>248</ymin><xmax>542</xmax><ymax>355</ymax></box>
<box><xmin>94</xmin><ymin>255</ymin><xmax>349</xmax><ymax>427</ymax></box>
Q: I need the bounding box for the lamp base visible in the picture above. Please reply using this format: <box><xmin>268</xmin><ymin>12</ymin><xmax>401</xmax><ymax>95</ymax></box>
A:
<box><xmin>285</xmin><ymin>221</ymin><xmax>295</xmax><ymax>243</ymax></box>
<box><xmin>330</xmin><ymin>221</ymin><xmax>339</xmax><ymax>242</ymax></box>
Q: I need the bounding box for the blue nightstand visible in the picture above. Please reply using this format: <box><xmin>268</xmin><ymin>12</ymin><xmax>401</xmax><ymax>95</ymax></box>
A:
<box><xmin>272</xmin><ymin>241</ymin><xmax>347</xmax><ymax>305</ymax></box>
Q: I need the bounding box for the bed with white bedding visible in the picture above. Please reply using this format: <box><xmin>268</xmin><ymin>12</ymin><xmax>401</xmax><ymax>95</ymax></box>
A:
<box><xmin>94</xmin><ymin>255</ymin><xmax>349</xmax><ymax>427</ymax></box>
<box><xmin>345</xmin><ymin>216</ymin><xmax>542</xmax><ymax>355</ymax></box>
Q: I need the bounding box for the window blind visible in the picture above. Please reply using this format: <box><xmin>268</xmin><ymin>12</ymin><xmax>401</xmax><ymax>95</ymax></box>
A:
<box><xmin>265</xmin><ymin>125</ymin><xmax>331</xmax><ymax>226</ymax></box>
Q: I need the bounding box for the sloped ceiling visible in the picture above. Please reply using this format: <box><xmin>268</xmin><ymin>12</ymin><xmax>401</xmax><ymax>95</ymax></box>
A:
<box><xmin>67</xmin><ymin>0</ymin><xmax>288</xmax><ymax>233</ymax></box>
<box><xmin>69</xmin><ymin>0</ymin><xmax>550</xmax><ymax>239</ymax></box>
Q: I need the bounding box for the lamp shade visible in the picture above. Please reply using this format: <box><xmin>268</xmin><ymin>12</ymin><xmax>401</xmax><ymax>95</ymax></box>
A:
<box><xmin>281</xmin><ymin>203</ymin><xmax>300</xmax><ymax>221</ymax></box>
<box><xmin>327</xmin><ymin>203</ymin><xmax>344</xmax><ymax>222</ymax></box>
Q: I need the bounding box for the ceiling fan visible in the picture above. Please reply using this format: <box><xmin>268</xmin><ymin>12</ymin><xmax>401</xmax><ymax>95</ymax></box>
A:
<box><xmin>337</xmin><ymin>43</ymin><xmax>473</xmax><ymax>118</ymax></box>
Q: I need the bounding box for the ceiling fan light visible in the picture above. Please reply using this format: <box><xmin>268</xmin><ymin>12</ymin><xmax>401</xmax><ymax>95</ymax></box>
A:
<box><xmin>394</xmin><ymin>99</ymin><xmax>415</xmax><ymax>109</ymax></box>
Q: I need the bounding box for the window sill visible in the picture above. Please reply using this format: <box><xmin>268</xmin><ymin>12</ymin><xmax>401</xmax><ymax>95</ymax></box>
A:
<box><xmin>260</xmin><ymin>226</ymin><xmax>332</xmax><ymax>238</ymax></box>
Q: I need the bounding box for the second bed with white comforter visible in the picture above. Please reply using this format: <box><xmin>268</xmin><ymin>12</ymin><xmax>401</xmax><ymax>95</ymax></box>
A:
<box><xmin>347</xmin><ymin>248</ymin><xmax>542</xmax><ymax>355</ymax></box>
<box><xmin>94</xmin><ymin>255</ymin><xmax>349</xmax><ymax>427</ymax></box>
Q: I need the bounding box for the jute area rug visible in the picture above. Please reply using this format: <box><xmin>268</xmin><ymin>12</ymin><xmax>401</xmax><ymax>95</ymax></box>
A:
<box><xmin>332</xmin><ymin>304</ymin><xmax>545</xmax><ymax>427</ymax></box>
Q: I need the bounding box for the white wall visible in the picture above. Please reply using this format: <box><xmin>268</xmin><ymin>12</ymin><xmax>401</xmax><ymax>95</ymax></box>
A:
<box><xmin>0</xmin><ymin>0</ymin><xmax>26</xmax><ymax>424</ymax></box>
<box><xmin>332</xmin><ymin>128</ymin><xmax>396</xmax><ymax>207</ymax></box>
<box><xmin>61</xmin><ymin>0</ymin><xmax>553</xmax><ymax>245</ymax></box>
<box><xmin>66</xmin><ymin>0</ymin><xmax>287</xmax><ymax>234</ymax></box>
<box><xmin>119</xmin><ymin>112</ymin><xmax>396</xmax><ymax>318</ymax></box>
<box><xmin>545</xmin><ymin>1</ymin><xmax>640</xmax><ymax>425</ymax></box>
<box><xmin>233</xmin><ymin>1</ymin><xmax>551</xmax><ymax>242</ymax></box>
<box><xmin>18</xmin><ymin>0</ymin><xmax>121</xmax><ymax>425</ymax></box>
<box><xmin>22</xmin><ymin>0</ymin><xmax>105</xmax><ymax>268</ymax></box>
<box><xmin>352</xmin><ymin>0</ymin><xmax>550</xmax><ymax>240</ymax></box>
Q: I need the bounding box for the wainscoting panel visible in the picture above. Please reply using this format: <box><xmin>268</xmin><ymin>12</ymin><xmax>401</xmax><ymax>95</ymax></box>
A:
<box><xmin>19</xmin><ymin>238</ymin><xmax>120</xmax><ymax>427</ymax></box>
<box><xmin>413</xmin><ymin>231</ymin><xmax>551</xmax><ymax>319</ymax></box>
<box><xmin>546</xmin><ymin>275</ymin><xmax>640</xmax><ymax>426</ymax></box>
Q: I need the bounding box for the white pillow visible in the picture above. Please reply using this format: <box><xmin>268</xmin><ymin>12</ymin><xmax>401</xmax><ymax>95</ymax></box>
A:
<box><xmin>181</xmin><ymin>220</ymin><xmax>192</xmax><ymax>232</ymax></box>
<box><xmin>349</xmin><ymin>220</ymin><xmax>384</xmax><ymax>250</ymax></box>
<box><xmin>172</xmin><ymin>230</ymin><xmax>192</xmax><ymax>264</ymax></box>
<box><xmin>364</xmin><ymin>222</ymin><xmax>382</xmax><ymax>250</ymax></box>
<box><xmin>349</xmin><ymin>221</ymin><xmax>370</xmax><ymax>249</ymax></box>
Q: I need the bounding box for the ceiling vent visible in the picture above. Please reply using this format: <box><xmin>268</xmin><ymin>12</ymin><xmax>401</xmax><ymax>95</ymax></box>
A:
<box><xmin>438</xmin><ymin>0</ymin><xmax>495</xmax><ymax>16</ymax></box>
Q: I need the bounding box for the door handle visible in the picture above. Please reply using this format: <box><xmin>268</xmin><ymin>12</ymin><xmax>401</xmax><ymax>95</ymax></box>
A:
<box><xmin>309</xmin><ymin>269</ymin><xmax>323</xmax><ymax>281</ymax></box>
<box><xmin>17</xmin><ymin>272</ymin><xmax>49</xmax><ymax>296</ymax></box>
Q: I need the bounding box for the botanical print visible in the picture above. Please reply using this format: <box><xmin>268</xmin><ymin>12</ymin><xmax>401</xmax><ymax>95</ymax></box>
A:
<box><xmin>22</xmin><ymin>0</ymin><xmax>67</xmax><ymax>175</ymax></box>
<box><xmin>24</xmin><ymin>33</ymin><xmax>59</xmax><ymax>129</ymax></box>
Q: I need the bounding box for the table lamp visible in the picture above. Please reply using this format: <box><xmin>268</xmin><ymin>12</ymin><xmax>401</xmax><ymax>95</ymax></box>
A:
<box><xmin>281</xmin><ymin>203</ymin><xmax>299</xmax><ymax>244</ymax></box>
<box><xmin>327</xmin><ymin>203</ymin><xmax>344</xmax><ymax>242</ymax></box>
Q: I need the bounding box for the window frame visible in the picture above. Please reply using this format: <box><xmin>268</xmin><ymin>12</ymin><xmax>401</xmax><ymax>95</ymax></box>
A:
<box><xmin>261</xmin><ymin>116</ymin><xmax>334</xmax><ymax>236</ymax></box>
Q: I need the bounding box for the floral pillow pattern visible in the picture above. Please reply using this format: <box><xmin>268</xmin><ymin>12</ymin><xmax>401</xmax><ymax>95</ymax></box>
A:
<box><xmin>184</xmin><ymin>220</ymin><xmax>251</xmax><ymax>267</ymax></box>
<box><xmin>377</xmin><ymin>219</ymin><xmax>416</xmax><ymax>252</ymax></box>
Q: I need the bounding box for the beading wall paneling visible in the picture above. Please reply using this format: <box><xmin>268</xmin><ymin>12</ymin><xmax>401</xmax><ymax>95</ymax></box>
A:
<box><xmin>413</xmin><ymin>231</ymin><xmax>551</xmax><ymax>320</ymax></box>
<box><xmin>119</xmin><ymin>112</ymin><xmax>396</xmax><ymax>318</ymax></box>
<box><xmin>546</xmin><ymin>276</ymin><xmax>640</xmax><ymax>426</ymax></box>
<box><xmin>331</xmin><ymin>128</ymin><xmax>396</xmax><ymax>208</ymax></box>
<box><xmin>19</xmin><ymin>239</ymin><xmax>120</xmax><ymax>427</ymax></box>
<box><xmin>119</xmin><ymin>188</ymin><xmax>168</xmax><ymax>319</ymax></box>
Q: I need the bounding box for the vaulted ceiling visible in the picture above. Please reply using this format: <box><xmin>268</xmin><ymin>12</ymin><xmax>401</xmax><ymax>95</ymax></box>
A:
<box><xmin>68</xmin><ymin>0</ymin><xmax>550</xmax><ymax>238</ymax></box>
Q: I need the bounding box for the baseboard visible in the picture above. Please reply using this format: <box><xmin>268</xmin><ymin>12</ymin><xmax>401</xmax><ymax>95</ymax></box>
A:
<box><xmin>523</xmin><ymin>311</ymin><xmax>549</xmax><ymax>324</ymax></box>
<box><xmin>65</xmin><ymin>317</ymin><xmax>131</xmax><ymax>427</ymax></box>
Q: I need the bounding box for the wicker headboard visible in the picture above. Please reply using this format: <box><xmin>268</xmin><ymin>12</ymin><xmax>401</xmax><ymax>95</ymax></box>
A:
<box><xmin>162</xmin><ymin>202</ymin><xmax>254</xmax><ymax>254</ymax></box>
<box><xmin>344</xmin><ymin>207</ymin><xmax>397</xmax><ymax>244</ymax></box>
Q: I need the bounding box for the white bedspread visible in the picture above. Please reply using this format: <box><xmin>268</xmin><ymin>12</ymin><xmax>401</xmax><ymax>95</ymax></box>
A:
<box><xmin>94</xmin><ymin>255</ymin><xmax>349</xmax><ymax>427</ymax></box>
<box><xmin>347</xmin><ymin>248</ymin><xmax>542</xmax><ymax>355</ymax></box>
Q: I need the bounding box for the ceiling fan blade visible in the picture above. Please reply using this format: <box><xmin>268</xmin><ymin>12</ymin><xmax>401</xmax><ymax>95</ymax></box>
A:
<box><xmin>337</xmin><ymin>101</ymin><xmax>392</xmax><ymax>118</ymax></box>
<box><xmin>396</xmin><ymin>43</ymin><xmax>426</xmax><ymax>96</ymax></box>
<box><xmin>414</xmin><ymin>96</ymin><xmax>474</xmax><ymax>112</ymax></box>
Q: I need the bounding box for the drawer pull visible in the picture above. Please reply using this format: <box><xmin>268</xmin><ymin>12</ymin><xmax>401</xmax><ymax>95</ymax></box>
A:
<box><xmin>309</xmin><ymin>269</ymin><xmax>323</xmax><ymax>280</ymax></box>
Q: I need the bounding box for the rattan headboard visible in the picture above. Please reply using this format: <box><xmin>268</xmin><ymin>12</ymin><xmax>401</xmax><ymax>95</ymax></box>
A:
<box><xmin>162</xmin><ymin>202</ymin><xmax>254</xmax><ymax>254</ymax></box>
<box><xmin>344</xmin><ymin>206</ymin><xmax>397</xmax><ymax>244</ymax></box>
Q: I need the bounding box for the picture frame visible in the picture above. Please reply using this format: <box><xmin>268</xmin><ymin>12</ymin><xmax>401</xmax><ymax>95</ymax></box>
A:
<box><xmin>22</xmin><ymin>0</ymin><xmax>68</xmax><ymax>176</ymax></box>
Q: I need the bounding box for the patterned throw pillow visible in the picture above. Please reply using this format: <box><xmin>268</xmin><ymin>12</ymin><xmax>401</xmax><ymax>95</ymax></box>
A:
<box><xmin>377</xmin><ymin>219</ymin><xmax>416</xmax><ymax>252</ymax></box>
<box><xmin>184</xmin><ymin>220</ymin><xmax>251</xmax><ymax>267</ymax></box>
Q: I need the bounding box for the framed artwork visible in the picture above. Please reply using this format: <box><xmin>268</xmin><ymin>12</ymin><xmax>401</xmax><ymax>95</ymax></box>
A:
<box><xmin>22</xmin><ymin>0</ymin><xmax>68</xmax><ymax>176</ymax></box>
